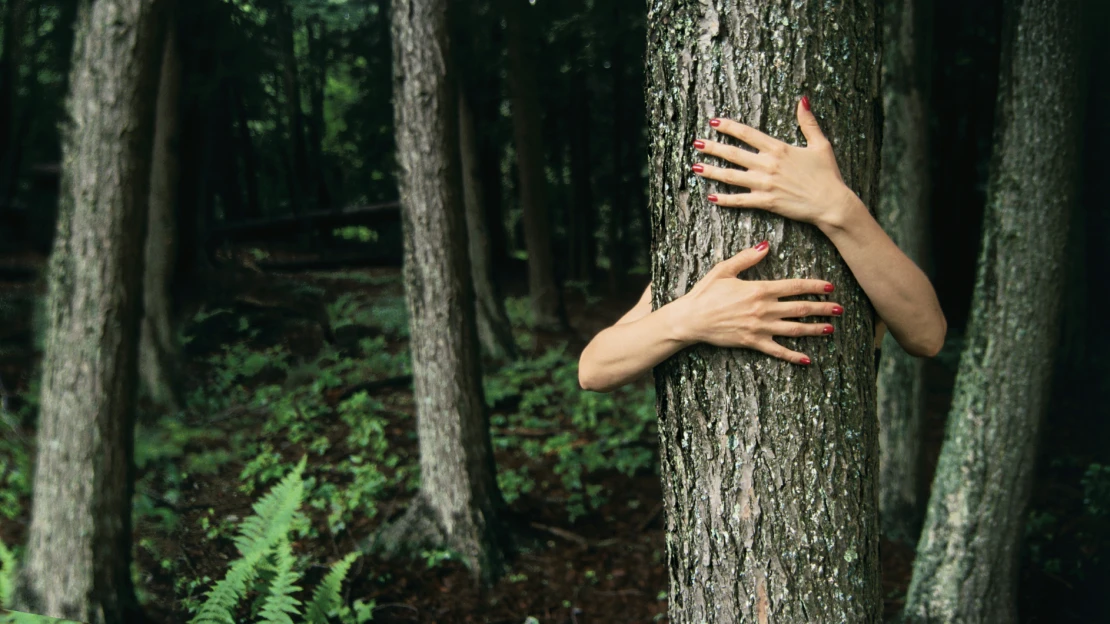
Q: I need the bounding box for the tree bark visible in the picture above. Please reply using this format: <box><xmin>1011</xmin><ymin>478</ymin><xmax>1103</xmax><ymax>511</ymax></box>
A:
<box><xmin>459</xmin><ymin>87</ymin><xmax>519</xmax><ymax>361</ymax></box>
<box><xmin>876</xmin><ymin>0</ymin><xmax>932</xmax><ymax>545</ymax></box>
<box><xmin>278</xmin><ymin>1</ymin><xmax>308</xmax><ymax>214</ymax></box>
<box><xmin>386</xmin><ymin>0</ymin><xmax>506</xmax><ymax>583</ymax></box>
<box><xmin>12</xmin><ymin>0</ymin><xmax>162</xmax><ymax>621</ymax></box>
<box><xmin>139</xmin><ymin>16</ymin><xmax>183</xmax><ymax>412</ymax></box>
<box><xmin>646</xmin><ymin>2</ymin><xmax>882</xmax><ymax>621</ymax></box>
<box><xmin>503</xmin><ymin>0</ymin><xmax>564</xmax><ymax>330</ymax></box>
<box><xmin>902</xmin><ymin>0</ymin><xmax>1083</xmax><ymax>621</ymax></box>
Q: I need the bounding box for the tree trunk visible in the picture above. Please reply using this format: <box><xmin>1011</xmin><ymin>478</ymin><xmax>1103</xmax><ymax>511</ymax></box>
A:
<box><xmin>140</xmin><ymin>17</ymin><xmax>183</xmax><ymax>412</ymax></box>
<box><xmin>646</xmin><ymin>2</ymin><xmax>882</xmax><ymax>621</ymax></box>
<box><xmin>231</xmin><ymin>85</ymin><xmax>261</xmax><ymax>220</ymax></box>
<box><xmin>0</xmin><ymin>0</ymin><xmax>28</xmax><ymax>205</ymax></box>
<box><xmin>12</xmin><ymin>0</ymin><xmax>162</xmax><ymax>621</ymax></box>
<box><xmin>902</xmin><ymin>0</ymin><xmax>1082</xmax><ymax>621</ymax></box>
<box><xmin>503</xmin><ymin>0</ymin><xmax>564</xmax><ymax>330</ymax></box>
<box><xmin>876</xmin><ymin>0</ymin><xmax>932</xmax><ymax>545</ymax></box>
<box><xmin>385</xmin><ymin>0</ymin><xmax>506</xmax><ymax>583</ymax></box>
<box><xmin>459</xmin><ymin>87</ymin><xmax>518</xmax><ymax>361</ymax></box>
<box><xmin>306</xmin><ymin>16</ymin><xmax>331</xmax><ymax>211</ymax></box>
<box><xmin>278</xmin><ymin>2</ymin><xmax>308</xmax><ymax>214</ymax></box>
<box><xmin>567</xmin><ymin>69</ymin><xmax>595</xmax><ymax>283</ymax></box>
<box><xmin>606</xmin><ymin>2</ymin><xmax>627</xmax><ymax>295</ymax></box>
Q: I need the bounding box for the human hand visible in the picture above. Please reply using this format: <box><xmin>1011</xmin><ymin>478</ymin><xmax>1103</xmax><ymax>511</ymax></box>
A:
<box><xmin>691</xmin><ymin>96</ymin><xmax>860</xmax><ymax>230</ymax></box>
<box><xmin>674</xmin><ymin>240</ymin><xmax>843</xmax><ymax>365</ymax></box>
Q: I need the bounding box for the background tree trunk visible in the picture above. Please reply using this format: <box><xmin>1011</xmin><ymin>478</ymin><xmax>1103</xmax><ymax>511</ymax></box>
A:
<box><xmin>140</xmin><ymin>16</ymin><xmax>183</xmax><ymax>412</ymax></box>
<box><xmin>646</xmin><ymin>1</ymin><xmax>882</xmax><ymax>621</ymax></box>
<box><xmin>459</xmin><ymin>87</ymin><xmax>518</xmax><ymax>361</ymax></box>
<box><xmin>902</xmin><ymin>0</ymin><xmax>1083</xmax><ymax>621</ymax></box>
<box><xmin>0</xmin><ymin>0</ymin><xmax>28</xmax><ymax>206</ymax></box>
<box><xmin>12</xmin><ymin>0</ymin><xmax>163</xmax><ymax>621</ymax></box>
<box><xmin>876</xmin><ymin>0</ymin><xmax>932</xmax><ymax>545</ymax></box>
<box><xmin>503</xmin><ymin>0</ymin><xmax>564</xmax><ymax>330</ymax></box>
<box><xmin>385</xmin><ymin>0</ymin><xmax>506</xmax><ymax>583</ymax></box>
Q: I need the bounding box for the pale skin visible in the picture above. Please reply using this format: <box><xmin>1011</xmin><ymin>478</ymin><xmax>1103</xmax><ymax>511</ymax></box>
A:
<box><xmin>578</xmin><ymin>97</ymin><xmax>947</xmax><ymax>393</ymax></box>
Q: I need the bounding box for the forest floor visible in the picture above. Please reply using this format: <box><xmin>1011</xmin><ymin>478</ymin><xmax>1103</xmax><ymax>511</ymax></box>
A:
<box><xmin>0</xmin><ymin>251</ymin><xmax>1105</xmax><ymax>623</ymax></box>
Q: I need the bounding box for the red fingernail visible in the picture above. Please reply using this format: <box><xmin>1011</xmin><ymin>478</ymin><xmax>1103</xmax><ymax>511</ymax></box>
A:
<box><xmin>710</xmin><ymin>118</ymin><xmax>721</xmax><ymax>127</ymax></box>
<box><xmin>694</xmin><ymin>139</ymin><xmax>706</xmax><ymax>150</ymax></box>
<box><xmin>800</xmin><ymin>356</ymin><xmax>812</xmax><ymax>365</ymax></box>
<box><xmin>692</xmin><ymin>164</ymin><xmax>704</xmax><ymax>173</ymax></box>
<box><xmin>824</xmin><ymin>284</ymin><xmax>835</xmax><ymax>293</ymax></box>
<box><xmin>707</xmin><ymin>194</ymin><xmax>719</xmax><ymax>203</ymax></box>
<box><xmin>823</xmin><ymin>325</ymin><xmax>834</xmax><ymax>335</ymax></box>
<box><xmin>832</xmin><ymin>305</ymin><xmax>844</xmax><ymax>316</ymax></box>
<box><xmin>755</xmin><ymin>240</ymin><xmax>769</xmax><ymax>251</ymax></box>
<box><xmin>802</xmin><ymin>95</ymin><xmax>811</xmax><ymax>111</ymax></box>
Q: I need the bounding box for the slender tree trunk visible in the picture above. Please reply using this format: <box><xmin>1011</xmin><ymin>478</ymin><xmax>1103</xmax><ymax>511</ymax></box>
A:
<box><xmin>231</xmin><ymin>85</ymin><xmax>261</xmax><ymax>219</ymax></box>
<box><xmin>384</xmin><ymin>0</ymin><xmax>506</xmax><ymax>583</ymax></box>
<box><xmin>0</xmin><ymin>0</ymin><xmax>27</xmax><ymax>205</ymax></box>
<box><xmin>459</xmin><ymin>87</ymin><xmax>518</xmax><ymax>361</ymax></box>
<box><xmin>902</xmin><ymin>1</ymin><xmax>1083</xmax><ymax>621</ymax></box>
<box><xmin>12</xmin><ymin>0</ymin><xmax>162</xmax><ymax>621</ymax></box>
<box><xmin>568</xmin><ymin>69</ymin><xmax>595</xmax><ymax>283</ymax></box>
<box><xmin>607</xmin><ymin>2</ymin><xmax>627</xmax><ymax>295</ymax></box>
<box><xmin>503</xmin><ymin>0</ymin><xmax>563</xmax><ymax>330</ymax></box>
<box><xmin>306</xmin><ymin>16</ymin><xmax>331</xmax><ymax>211</ymax></box>
<box><xmin>279</xmin><ymin>2</ymin><xmax>308</xmax><ymax>214</ymax></box>
<box><xmin>876</xmin><ymin>0</ymin><xmax>932</xmax><ymax>545</ymax></box>
<box><xmin>647</xmin><ymin>1</ymin><xmax>882</xmax><ymax>621</ymax></box>
<box><xmin>140</xmin><ymin>17</ymin><xmax>183</xmax><ymax>412</ymax></box>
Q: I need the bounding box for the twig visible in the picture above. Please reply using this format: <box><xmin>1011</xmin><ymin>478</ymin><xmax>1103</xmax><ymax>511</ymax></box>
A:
<box><xmin>336</xmin><ymin>375</ymin><xmax>413</xmax><ymax>401</ymax></box>
<box><xmin>531</xmin><ymin>521</ymin><xmax>590</xmax><ymax>548</ymax></box>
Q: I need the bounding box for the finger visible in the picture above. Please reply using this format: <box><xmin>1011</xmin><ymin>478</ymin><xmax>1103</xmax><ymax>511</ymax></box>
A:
<box><xmin>693</xmin><ymin>162</ymin><xmax>767</xmax><ymax>190</ymax></box>
<box><xmin>693</xmin><ymin>138</ymin><xmax>762</xmax><ymax>170</ymax></box>
<box><xmin>797</xmin><ymin>96</ymin><xmax>828</xmax><ymax>147</ymax></box>
<box><xmin>713</xmin><ymin>240</ymin><xmax>770</xmax><ymax>277</ymax></box>
<box><xmin>765</xmin><ymin>278</ymin><xmax>836</xmax><ymax>297</ymax></box>
<box><xmin>709</xmin><ymin>191</ymin><xmax>775</xmax><ymax>210</ymax></box>
<box><xmin>709</xmin><ymin>117</ymin><xmax>781</xmax><ymax>152</ymax></box>
<box><xmin>767</xmin><ymin>321</ymin><xmax>836</xmax><ymax>339</ymax></box>
<box><xmin>753</xmin><ymin>338</ymin><xmax>812</xmax><ymax>366</ymax></box>
<box><xmin>769</xmin><ymin>301</ymin><xmax>845</xmax><ymax>320</ymax></box>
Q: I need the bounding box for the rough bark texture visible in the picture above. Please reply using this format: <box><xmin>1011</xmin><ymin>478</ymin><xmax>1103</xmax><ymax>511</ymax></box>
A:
<box><xmin>12</xmin><ymin>0</ymin><xmax>162</xmax><ymax>621</ymax></box>
<box><xmin>503</xmin><ymin>0</ymin><xmax>563</xmax><ymax>330</ymax></box>
<box><xmin>902</xmin><ymin>0</ymin><xmax>1082</xmax><ymax>621</ymax></box>
<box><xmin>876</xmin><ymin>0</ymin><xmax>931</xmax><ymax>545</ymax></box>
<box><xmin>140</xmin><ymin>23</ymin><xmax>183</xmax><ymax>412</ymax></box>
<box><xmin>646</xmin><ymin>1</ymin><xmax>882</xmax><ymax>621</ymax></box>
<box><xmin>458</xmin><ymin>88</ymin><xmax>518</xmax><ymax>361</ymax></box>
<box><xmin>388</xmin><ymin>0</ymin><xmax>505</xmax><ymax>582</ymax></box>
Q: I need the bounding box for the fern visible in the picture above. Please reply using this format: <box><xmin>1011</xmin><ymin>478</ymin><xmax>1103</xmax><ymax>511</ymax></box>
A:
<box><xmin>257</xmin><ymin>538</ymin><xmax>302</xmax><ymax>624</ymax></box>
<box><xmin>304</xmin><ymin>552</ymin><xmax>360</xmax><ymax>623</ymax></box>
<box><xmin>0</xmin><ymin>538</ymin><xmax>15</xmax><ymax>608</ymax></box>
<box><xmin>191</xmin><ymin>547</ymin><xmax>268</xmax><ymax>624</ymax></box>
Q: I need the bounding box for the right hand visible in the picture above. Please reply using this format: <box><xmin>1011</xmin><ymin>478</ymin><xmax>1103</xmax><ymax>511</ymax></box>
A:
<box><xmin>675</xmin><ymin>241</ymin><xmax>843</xmax><ymax>365</ymax></box>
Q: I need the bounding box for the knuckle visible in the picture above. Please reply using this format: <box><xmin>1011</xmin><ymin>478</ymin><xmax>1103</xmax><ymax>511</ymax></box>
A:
<box><xmin>793</xmin><ymin>303</ymin><xmax>810</xmax><ymax>318</ymax></box>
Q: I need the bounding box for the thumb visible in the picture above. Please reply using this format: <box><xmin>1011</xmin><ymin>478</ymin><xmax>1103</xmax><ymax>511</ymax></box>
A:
<box><xmin>716</xmin><ymin>240</ymin><xmax>770</xmax><ymax>277</ymax></box>
<box><xmin>797</xmin><ymin>95</ymin><xmax>827</xmax><ymax>146</ymax></box>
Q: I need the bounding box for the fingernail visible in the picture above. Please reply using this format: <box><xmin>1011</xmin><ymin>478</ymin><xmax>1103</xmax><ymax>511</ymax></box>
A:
<box><xmin>832</xmin><ymin>305</ymin><xmax>844</xmax><ymax>316</ymax></box>
<box><xmin>824</xmin><ymin>284</ymin><xmax>835</xmax><ymax>293</ymax></box>
<box><xmin>710</xmin><ymin>118</ymin><xmax>721</xmax><ymax>127</ymax></box>
<box><xmin>755</xmin><ymin>240</ymin><xmax>769</xmax><ymax>251</ymax></box>
<box><xmin>802</xmin><ymin>95</ymin><xmax>811</xmax><ymax>111</ymax></box>
<box><xmin>823</xmin><ymin>325</ymin><xmax>834</xmax><ymax>335</ymax></box>
<box><xmin>707</xmin><ymin>194</ymin><xmax>719</xmax><ymax>203</ymax></box>
<box><xmin>800</xmin><ymin>356</ymin><xmax>812</xmax><ymax>365</ymax></box>
<box><xmin>692</xmin><ymin>164</ymin><xmax>704</xmax><ymax>173</ymax></box>
<box><xmin>693</xmin><ymin>139</ymin><xmax>706</xmax><ymax>150</ymax></box>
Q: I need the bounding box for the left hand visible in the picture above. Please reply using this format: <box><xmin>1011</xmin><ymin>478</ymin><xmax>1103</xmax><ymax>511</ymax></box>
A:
<box><xmin>692</xmin><ymin>96</ymin><xmax>855</xmax><ymax>229</ymax></box>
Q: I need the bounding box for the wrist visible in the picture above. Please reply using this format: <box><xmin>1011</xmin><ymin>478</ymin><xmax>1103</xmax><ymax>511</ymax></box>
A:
<box><xmin>660</xmin><ymin>295</ymin><xmax>700</xmax><ymax>346</ymax></box>
<box><xmin>817</xmin><ymin>185</ymin><xmax>868</xmax><ymax>234</ymax></box>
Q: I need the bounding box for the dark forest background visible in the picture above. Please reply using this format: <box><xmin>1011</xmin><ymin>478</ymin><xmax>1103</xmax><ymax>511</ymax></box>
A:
<box><xmin>0</xmin><ymin>0</ymin><xmax>1107</xmax><ymax>622</ymax></box>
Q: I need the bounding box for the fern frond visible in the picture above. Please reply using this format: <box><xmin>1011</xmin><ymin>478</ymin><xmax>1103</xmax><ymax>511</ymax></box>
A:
<box><xmin>0</xmin><ymin>538</ymin><xmax>16</xmax><ymax>607</ymax></box>
<box><xmin>190</xmin><ymin>547</ymin><xmax>267</xmax><ymax>624</ymax></box>
<box><xmin>234</xmin><ymin>456</ymin><xmax>308</xmax><ymax>556</ymax></box>
<box><xmin>304</xmin><ymin>552</ymin><xmax>360</xmax><ymax>623</ymax></box>
<box><xmin>257</xmin><ymin>538</ymin><xmax>303</xmax><ymax>624</ymax></box>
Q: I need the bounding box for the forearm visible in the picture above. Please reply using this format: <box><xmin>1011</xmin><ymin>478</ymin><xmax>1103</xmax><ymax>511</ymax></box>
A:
<box><xmin>819</xmin><ymin>191</ymin><xmax>947</xmax><ymax>357</ymax></box>
<box><xmin>578</xmin><ymin>300</ymin><xmax>693</xmax><ymax>392</ymax></box>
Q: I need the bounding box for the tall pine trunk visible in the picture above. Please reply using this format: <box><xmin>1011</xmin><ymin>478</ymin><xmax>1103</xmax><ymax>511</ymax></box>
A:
<box><xmin>385</xmin><ymin>0</ymin><xmax>506</xmax><ymax>582</ymax></box>
<box><xmin>902</xmin><ymin>0</ymin><xmax>1083</xmax><ymax>621</ymax></box>
<box><xmin>876</xmin><ymin>0</ymin><xmax>932</xmax><ymax>545</ymax></box>
<box><xmin>503</xmin><ymin>0</ymin><xmax>563</xmax><ymax>330</ymax></box>
<box><xmin>140</xmin><ymin>19</ymin><xmax>183</xmax><ymax>412</ymax></box>
<box><xmin>12</xmin><ymin>0</ymin><xmax>162</xmax><ymax>621</ymax></box>
<box><xmin>646</xmin><ymin>1</ymin><xmax>882</xmax><ymax>621</ymax></box>
<box><xmin>459</xmin><ymin>87</ymin><xmax>518</xmax><ymax>361</ymax></box>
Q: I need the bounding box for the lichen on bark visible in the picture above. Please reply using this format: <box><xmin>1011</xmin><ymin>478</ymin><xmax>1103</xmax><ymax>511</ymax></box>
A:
<box><xmin>646</xmin><ymin>1</ymin><xmax>883</xmax><ymax>622</ymax></box>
